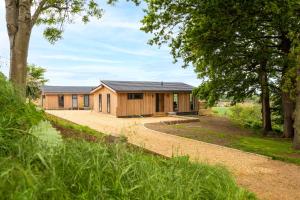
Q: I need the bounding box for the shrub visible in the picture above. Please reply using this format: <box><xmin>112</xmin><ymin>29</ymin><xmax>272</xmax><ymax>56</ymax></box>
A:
<box><xmin>229</xmin><ymin>104</ymin><xmax>262</xmax><ymax>129</ymax></box>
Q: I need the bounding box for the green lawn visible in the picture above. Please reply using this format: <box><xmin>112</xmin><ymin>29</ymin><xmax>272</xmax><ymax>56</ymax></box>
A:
<box><xmin>232</xmin><ymin>137</ymin><xmax>300</xmax><ymax>164</ymax></box>
<box><xmin>146</xmin><ymin>114</ymin><xmax>300</xmax><ymax>165</ymax></box>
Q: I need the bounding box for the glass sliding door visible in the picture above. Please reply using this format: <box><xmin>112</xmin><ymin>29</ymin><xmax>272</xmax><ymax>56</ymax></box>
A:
<box><xmin>72</xmin><ymin>95</ymin><xmax>78</xmax><ymax>109</ymax></box>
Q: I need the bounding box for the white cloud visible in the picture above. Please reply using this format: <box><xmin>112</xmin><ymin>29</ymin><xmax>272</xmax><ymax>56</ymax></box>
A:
<box><xmin>39</xmin><ymin>55</ymin><xmax>122</xmax><ymax>64</ymax></box>
<box><xmin>100</xmin><ymin>43</ymin><xmax>157</xmax><ymax>56</ymax></box>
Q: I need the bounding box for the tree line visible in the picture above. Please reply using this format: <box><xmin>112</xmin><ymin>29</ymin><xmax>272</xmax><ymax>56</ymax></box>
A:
<box><xmin>140</xmin><ymin>0</ymin><xmax>300</xmax><ymax>148</ymax></box>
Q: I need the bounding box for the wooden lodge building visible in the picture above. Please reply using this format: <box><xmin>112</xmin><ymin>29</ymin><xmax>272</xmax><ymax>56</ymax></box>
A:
<box><xmin>41</xmin><ymin>80</ymin><xmax>198</xmax><ymax>117</ymax></box>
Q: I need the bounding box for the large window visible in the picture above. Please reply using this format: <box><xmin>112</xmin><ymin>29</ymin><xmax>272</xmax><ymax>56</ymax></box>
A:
<box><xmin>98</xmin><ymin>94</ymin><xmax>102</xmax><ymax>112</ymax></box>
<box><xmin>190</xmin><ymin>93</ymin><xmax>195</xmax><ymax>111</ymax></box>
<box><xmin>58</xmin><ymin>95</ymin><xmax>64</xmax><ymax>108</ymax></box>
<box><xmin>107</xmin><ymin>94</ymin><xmax>111</xmax><ymax>113</ymax></box>
<box><xmin>128</xmin><ymin>93</ymin><xmax>143</xmax><ymax>100</ymax></box>
<box><xmin>173</xmin><ymin>93</ymin><xmax>179</xmax><ymax>112</ymax></box>
<box><xmin>84</xmin><ymin>95</ymin><xmax>89</xmax><ymax>107</ymax></box>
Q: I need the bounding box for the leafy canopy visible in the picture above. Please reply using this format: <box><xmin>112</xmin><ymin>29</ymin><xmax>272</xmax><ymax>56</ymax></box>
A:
<box><xmin>31</xmin><ymin>0</ymin><xmax>103</xmax><ymax>43</ymax></box>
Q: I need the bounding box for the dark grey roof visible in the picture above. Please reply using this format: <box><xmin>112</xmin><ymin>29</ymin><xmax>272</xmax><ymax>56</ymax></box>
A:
<box><xmin>101</xmin><ymin>80</ymin><xmax>194</xmax><ymax>92</ymax></box>
<box><xmin>42</xmin><ymin>86</ymin><xmax>95</xmax><ymax>94</ymax></box>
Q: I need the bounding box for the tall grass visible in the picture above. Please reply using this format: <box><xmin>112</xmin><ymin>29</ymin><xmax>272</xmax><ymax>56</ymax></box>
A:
<box><xmin>0</xmin><ymin>135</ymin><xmax>255</xmax><ymax>199</ymax></box>
<box><xmin>0</xmin><ymin>73</ymin><xmax>255</xmax><ymax>199</ymax></box>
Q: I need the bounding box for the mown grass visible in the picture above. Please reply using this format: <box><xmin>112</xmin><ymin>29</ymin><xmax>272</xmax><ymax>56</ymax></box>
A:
<box><xmin>212</xmin><ymin>106</ymin><xmax>300</xmax><ymax>165</ymax></box>
<box><xmin>231</xmin><ymin>137</ymin><xmax>300</xmax><ymax>164</ymax></box>
<box><xmin>0</xmin><ymin>73</ymin><xmax>255</xmax><ymax>199</ymax></box>
<box><xmin>154</xmin><ymin>113</ymin><xmax>300</xmax><ymax>165</ymax></box>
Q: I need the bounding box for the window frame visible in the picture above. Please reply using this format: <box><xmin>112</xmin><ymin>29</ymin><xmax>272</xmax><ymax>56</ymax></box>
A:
<box><xmin>190</xmin><ymin>93</ymin><xmax>195</xmax><ymax>111</ymax></box>
<box><xmin>107</xmin><ymin>94</ymin><xmax>111</xmax><ymax>113</ymax></box>
<box><xmin>84</xmin><ymin>94</ymin><xmax>89</xmax><ymax>107</ymax></box>
<box><xmin>127</xmin><ymin>93</ymin><xmax>143</xmax><ymax>100</ymax></box>
<box><xmin>99</xmin><ymin>94</ymin><xmax>102</xmax><ymax>112</ymax></box>
<box><xmin>173</xmin><ymin>93</ymin><xmax>179</xmax><ymax>112</ymax></box>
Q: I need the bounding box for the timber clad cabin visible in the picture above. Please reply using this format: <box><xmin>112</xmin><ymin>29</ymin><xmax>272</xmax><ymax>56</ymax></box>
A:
<box><xmin>90</xmin><ymin>80</ymin><xmax>198</xmax><ymax>117</ymax></box>
<box><xmin>41</xmin><ymin>86</ymin><xmax>94</xmax><ymax>110</ymax></box>
<box><xmin>41</xmin><ymin>80</ymin><xmax>198</xmax><ymax>117</ymax></box>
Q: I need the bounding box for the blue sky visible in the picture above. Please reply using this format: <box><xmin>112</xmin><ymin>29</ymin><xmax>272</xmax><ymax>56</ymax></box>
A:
<box><xmin>0</xmin><ymin>1</ymin><xmax>200</xmax><ymax>86</ymax></box>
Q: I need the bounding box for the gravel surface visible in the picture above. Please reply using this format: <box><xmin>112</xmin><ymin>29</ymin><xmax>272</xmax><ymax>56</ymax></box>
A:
<box><xmin>47</xmin><ymin>110</ymin><xmax>300</xmax><ymax>200</ymax></box>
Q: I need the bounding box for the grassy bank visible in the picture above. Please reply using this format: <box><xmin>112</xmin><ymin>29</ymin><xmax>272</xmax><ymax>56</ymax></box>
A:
<box><xmin>0</xmin><ymin>73</ymin><xmax>254</xmax><ymax>199</ymax></box>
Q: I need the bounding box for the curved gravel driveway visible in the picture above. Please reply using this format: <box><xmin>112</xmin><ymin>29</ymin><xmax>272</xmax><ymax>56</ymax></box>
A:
<box><xmin>47</xmin><ymin>110</ymin><xmax>300</xmax><ymax>200</ymax></box>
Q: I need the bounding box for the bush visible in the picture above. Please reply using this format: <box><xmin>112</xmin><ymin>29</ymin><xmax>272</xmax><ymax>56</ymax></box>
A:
<box><xmin>229</xmin><ymin>105</ymin><xmax>262</xmax><ymax>130</ymax></box>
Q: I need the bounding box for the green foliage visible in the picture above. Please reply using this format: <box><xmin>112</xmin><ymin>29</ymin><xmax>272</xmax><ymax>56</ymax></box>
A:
<box><xmin>212</xmin><ymin>107</ymin><xmax>232</xmax><ymax>117</ymax></box>
<box><xmin>0</xmin><ymin>72</ymin><xmax>43</xmax><ymax>134</ymax></box>
<box><xmin>213</xmin><ymin>105</ymin><xmax>283</xmax><ymax>133</ymax></box>
<box><xmin>229</xmin><ymin>105</ymin><xmax>262</xmax><ymax>130</ymax></box>
<box><xmin>0</xmin><ymin>72</ymin><xmax>44</xmax><ymax>155</ymax></box>
<box><xmin>26</xmin><ymin>64</ymin><xmax>48</xmax><ymax>100</ymax></box>
<box><xmin>34</xmin><ymin>0</ymin><xmax>103</xmax><ymax>43</ymax></box>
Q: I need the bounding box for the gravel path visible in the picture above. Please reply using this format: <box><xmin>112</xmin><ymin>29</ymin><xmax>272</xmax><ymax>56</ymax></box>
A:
<box><xmin>47</xmin><ymin>110</ymin><xmax>300</xmax><ymax>200</ymax></box>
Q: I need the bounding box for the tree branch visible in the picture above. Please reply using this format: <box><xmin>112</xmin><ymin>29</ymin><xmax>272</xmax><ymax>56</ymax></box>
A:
<box><xmin>31</xmin><ymin>0</ymin><xmax>47</xmax><ymax>28</ymax></box>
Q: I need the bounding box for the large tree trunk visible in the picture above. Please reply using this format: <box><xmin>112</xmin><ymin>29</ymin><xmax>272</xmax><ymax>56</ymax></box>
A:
<box><xmin>259</xmin><ymin>60</ymin><xmax>272</xmax><ymax>135</ymax></box>
<box><xmin>282</xmin><ymin>92</ymin><xmax>295</xmax><ymax>138</ymax></box>
<box><xmin>5</xmin><ymin>0</ymin><xmax>32</xmax><ymax>96</ymax></box>
<box><xmin>279</xmin><ymin>35</ymin><xmax>295</xmax><ymax>138</ymax></box>
<box><xmin>293</xmin><ymin>59</ymin><xmax>300</xmax><ymax>149</ymax></box>
<box><xmin>261</xmin><ymin>72</ymin><xmax>272</xmax><ymax>135</ymax></box>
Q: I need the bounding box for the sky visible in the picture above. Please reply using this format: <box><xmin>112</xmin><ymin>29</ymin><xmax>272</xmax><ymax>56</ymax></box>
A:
<box><xmin>0</xmin><ymin>1</ymin><xmax>200</xmax><ymax>86</ymax></box>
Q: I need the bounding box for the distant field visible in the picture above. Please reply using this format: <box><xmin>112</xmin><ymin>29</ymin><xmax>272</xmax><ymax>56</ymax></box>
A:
<box><xmin>212</xmin><ymin>106</ymin><xmax>232</xmax><ymax>116</ymax></box>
